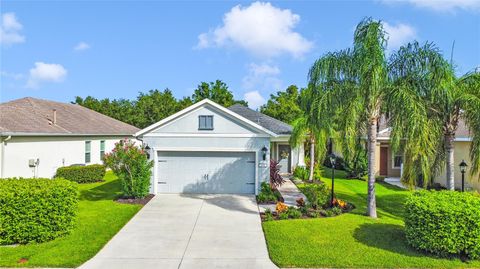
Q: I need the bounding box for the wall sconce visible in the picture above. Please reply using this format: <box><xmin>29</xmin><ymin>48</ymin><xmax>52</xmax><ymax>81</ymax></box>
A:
<box><xmin>261</xmin><ymin>146</ymin><xmax>268</xmax><ymax>161</ymax></box>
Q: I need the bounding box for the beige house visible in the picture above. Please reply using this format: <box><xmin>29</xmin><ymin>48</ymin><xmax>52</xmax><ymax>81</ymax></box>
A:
<box><xmin>375</xmin><ymin>119</ymin><xmax>479</xmax><ymax>191</ymax></box>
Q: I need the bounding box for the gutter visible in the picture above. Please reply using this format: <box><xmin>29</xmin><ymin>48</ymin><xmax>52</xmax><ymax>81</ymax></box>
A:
<box><xmin>0</xmin><ymin>132</ymin><xmax>138</xmax><ymax>137</ymax></box>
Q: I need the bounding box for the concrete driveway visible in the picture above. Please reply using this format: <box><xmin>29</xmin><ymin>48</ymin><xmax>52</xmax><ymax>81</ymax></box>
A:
<box><xmin>79</xmin><ymin>194</ymin><xmax>277</xmax><ymax>269</ymax></box>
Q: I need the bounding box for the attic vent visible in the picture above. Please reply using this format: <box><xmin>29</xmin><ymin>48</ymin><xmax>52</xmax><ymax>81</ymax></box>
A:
<box><xmin>47</xmin><ymin>109</ymin><xmax>57</xmax><ymax>125</ymax></box>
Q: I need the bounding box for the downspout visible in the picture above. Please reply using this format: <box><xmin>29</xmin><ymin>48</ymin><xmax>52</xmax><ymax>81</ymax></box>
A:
<box><xmin>1</xmin><ymin>135</ymin><xmax>12</xmax><ymax>178</ymax></box>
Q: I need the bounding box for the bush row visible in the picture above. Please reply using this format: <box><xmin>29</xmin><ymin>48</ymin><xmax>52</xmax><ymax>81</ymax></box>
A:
<box><xmin>0</xmin><ymin>178</ymin><xmax>79</xmax><ymax>245</ymax></box>
<box><xmin>405</xmin><ymin>190</ymin><xmax>480</xmax><ymax>259</ymax></box>
<box><xmin>56</xmin><ymin>164</ymin><xmax>106</xmax><ymax>183</ymax></box>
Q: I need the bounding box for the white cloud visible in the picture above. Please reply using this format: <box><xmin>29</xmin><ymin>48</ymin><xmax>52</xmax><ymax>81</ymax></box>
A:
<box><xmin>74</xmin><ymin>41</ymin><xmax>91</xmax><ymax>51</ymax></box>
<box><xmin>26</xmin><ymin>62</ymin><xmax>67</xmax><ymax>88</ymax></box>
<box><xmin>244</xmin><ymin>90</ymin><xmax>266</xmax><ymax>109</ymax></box>
<box><xmin>242</xmin><ymin>63</ymin><xmax>282</xmax><ymax>93</ymax></box>
<box><xmin>0</xmin><ymin>71</ymin><xmax>24</xmax><ymax>80</ymax></box>
<box><xmin>383</xmin><ymin>22</ymin><xmax>417</xmax><ymax>50</ymax></box>
<box><xmin>381</xmin><ymin>0</ymin><xmax>480</xmax><ymax>13</ymax></box>
<box><xmin>0</xmin><ymin>12</ymin><xmax>25</xmax><ymax>46</ymax></box>
<box><xmin>196</xmin><ymin>2</ymin><xmax>313</xmax><ymax>58</ymax></box>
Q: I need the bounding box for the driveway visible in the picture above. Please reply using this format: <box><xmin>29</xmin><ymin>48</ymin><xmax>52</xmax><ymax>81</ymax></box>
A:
<box><xmin>79</xmin><ymin>194</ymin><xmax>277</xmax><ymax>269</ymax></box>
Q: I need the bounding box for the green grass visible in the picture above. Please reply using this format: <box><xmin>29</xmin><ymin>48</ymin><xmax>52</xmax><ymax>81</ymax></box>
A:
<box><xmin>263</xmin><ymin>168</ymin><xmax>480</xmax><ymax>268</ymax></box>
<box><xmin>0</xmin><ymin>172</ymin><xmax>142</xmax><ymax>268</ymax></box>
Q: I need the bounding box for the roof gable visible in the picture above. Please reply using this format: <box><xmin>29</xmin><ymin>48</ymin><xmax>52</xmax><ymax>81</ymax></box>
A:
<box><xmin>135</xmin><ymin>99</ymin><xmax>277</xmax><ymax>137</ymax></box>
<box><xmin>228</xmin><ymin>104</ymin><xmax>292</xmax><ymax>135</ymax></box>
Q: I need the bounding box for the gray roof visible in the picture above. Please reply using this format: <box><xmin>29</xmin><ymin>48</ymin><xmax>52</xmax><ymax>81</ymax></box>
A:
<box><xmin>0</xmin><ymin>97</ymin><xmax>139</xmax><ymax>136</ymax></box>
<box><xmin>228</xmin><ymin>104</ymin><xmax>292</xmax><ymax>135</ymax></box>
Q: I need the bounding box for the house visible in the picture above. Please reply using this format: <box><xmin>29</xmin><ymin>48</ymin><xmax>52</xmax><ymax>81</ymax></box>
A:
<box><xmin>0</xmin><ymin>97</ymin><xmax>139</xmax><ymax>178</ymax></box>
<box><xmin>135</xmin><ymin>99</ymin><xmax>305</xmax><ymax>195</ymax></box>
<box><xmin>376</xmin><ymin>119</ymin><xmax>479</xmax><ymax>191</ymax></box>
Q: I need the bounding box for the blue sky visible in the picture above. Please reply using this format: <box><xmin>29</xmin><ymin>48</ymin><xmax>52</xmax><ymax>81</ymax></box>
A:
<box><xmin>1</xmin><ymin>0</ymin><xmax>479</xmax><ymax>108</ymax></box>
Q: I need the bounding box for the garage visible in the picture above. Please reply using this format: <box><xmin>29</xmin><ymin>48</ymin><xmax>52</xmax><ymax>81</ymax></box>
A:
<box><xmin>156</xmin><ymin>151</ymin><xmax>256</xmax><ymax>194</ymax></box>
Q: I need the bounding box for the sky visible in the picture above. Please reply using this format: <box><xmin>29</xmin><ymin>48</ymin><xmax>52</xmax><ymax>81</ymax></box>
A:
<box><xmin>1</xmin><ymin>0</ymin><xmax>479</xmax><ymax>109</ymax></box>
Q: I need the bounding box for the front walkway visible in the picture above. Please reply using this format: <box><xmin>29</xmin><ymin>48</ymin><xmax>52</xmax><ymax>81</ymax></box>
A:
<box><xmin>384</xmin><ymin>177</ymin><xmax>408</xmax><ymax>189</ymax></box>
<box><xmin>79</xmin><ymin>194</ymin><xmax>277</xmax><ymax>269</ymax></box>
<box><xmin>277</xmin><ymin>178</ymin><xmax>307</xmax><ymax>207</ymax></box>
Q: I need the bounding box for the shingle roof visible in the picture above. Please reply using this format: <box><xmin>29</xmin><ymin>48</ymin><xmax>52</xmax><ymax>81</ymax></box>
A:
<box><xmin>228</xmin><ymin>104</ymin><xmax>292</xmax><ymax>135</ymax></box>
<box><xmin>0</xmin><ymin>97</ymin><xmax>139</xmax><ymax>136</ymax></box>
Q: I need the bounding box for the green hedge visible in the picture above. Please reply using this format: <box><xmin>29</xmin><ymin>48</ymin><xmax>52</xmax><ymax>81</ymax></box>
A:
<box><xmin>56</xmin><ymin>164</ymin><xmax>106</xmax><ymax>183</ymax></box>
<box><xmin>0</xmin><ymin>178</ymin><xmax>78</xmax><ymax>245</ymax></box>
<box><xmin>405</xmin><ymin>190</ymin><xmax>480</xmax><ymax>259</ymax></box>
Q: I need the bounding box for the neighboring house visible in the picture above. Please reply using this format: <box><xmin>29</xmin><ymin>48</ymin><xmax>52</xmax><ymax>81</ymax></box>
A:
<box><xmin>135</xmin><ymin>99</ymin><xmax>305</xmax><ymax>195</ymax></box>
<box><xmin>376</xmin><ymin>119</ymin><xmax>479</xmax><ymax>191</ymax></box>
<box><xmin>0</xmin><ymin>97</ymin><xmax>139</xmax><ymax>178</ymax></box>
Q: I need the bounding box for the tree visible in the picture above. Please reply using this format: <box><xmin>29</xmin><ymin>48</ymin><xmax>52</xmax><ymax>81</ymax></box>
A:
<box><xmin>260</xmin><ymin>85</ymin><xmax>303</xmax><ymax>124</ymax></box>
<box><xmin>387</xmin><ymin>41</ymin><xmax>480</xmax><ymax>189</ymax></box>
<box><xmin>308</xmin><ymin>18</ymin><xmax>389</xmax><ymax>218</ymax></box>
<box><xmin>289</xmin><ymin>87</ymin><xmax>330</xmax><ymax>182</ymax></box>
<box><xmin>192</xmin><ymin>80</ymin><xmax>247</xmax><ymax>107</ymax></box>
<box><xmin>134</xmin><ymin>89</ymin><xmax>182</xmax><ymax>128</ymax></box>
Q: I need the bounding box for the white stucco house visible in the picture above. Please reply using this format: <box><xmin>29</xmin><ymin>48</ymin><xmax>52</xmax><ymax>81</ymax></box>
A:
<box><xmin>135</xmin><ymin>99</ymin><xmax>305</xmax><ymax>195</ymax></box>
<box><xmin>0</xmin><ymin>97</ymin><xmax>139</xmax><ymax>178</ymax></box>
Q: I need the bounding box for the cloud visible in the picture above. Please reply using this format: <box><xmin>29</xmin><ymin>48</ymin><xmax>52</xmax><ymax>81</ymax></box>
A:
<box><xmin>381</xmin><ymin>0</ymin><xmax>480</xmax><ymax>13</ymax></box>
<box><xmin>26</xmin><ymin>62</ymin><xmax>67</xmax><ymax>88</ymax></box>
<box><xmin>0</xmin><ymin>12</ymin><xmax>25</xmax><ymax>46</ymax></box>
<box><xmin>74</xmin><ymin>41</ymin><xmax>90</xmax><ymax>51</ymax></box>
<box><xmin>383</xmin><ymin>22</ymin><xmax>417</xmax><ymax>50</ymax></box>
<box><xmin>0</xmin><ymin>71</ymin><xmax>24</xmax><ymax>80</ymax></box>
<box><xmin>242</xmin><ymin>63</ymin><xmax>282</xmax><ymax>92</ymax></box>
<box><xmin>244</xmin><ymin>91</ymin><xmax>266</xmax><ymax>109</ymax></box>
<box><xmin>196</xmin><ymin>2</ymin><xmax>313</xmax><ymax>58</ymax></box>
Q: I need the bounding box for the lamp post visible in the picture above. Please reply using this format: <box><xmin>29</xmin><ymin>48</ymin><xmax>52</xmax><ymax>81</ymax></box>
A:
<box><xmin>329</xmin><ymin>154</ymin><xmax>336</xmax><ymax>207</ymax></box>
<box><xmin>459</xmin><ymin>159</ymin><xmax>468</xmax><ymax>192</ymax></box>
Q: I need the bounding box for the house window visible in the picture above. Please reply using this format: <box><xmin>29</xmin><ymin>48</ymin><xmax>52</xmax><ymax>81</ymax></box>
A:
<box><xmin>100</xmin><ymin>140</ymin><xmax>105</xmax><ymax>159</ymax></box>
<box><xmin>393</xmin><ymin>155</ymin><xmax>403</xmax><ymax>168</ymax></box>
<box><xmin>198</xmin><ymin>115</ymin><xmax>214</xmax><ymax>130</ymax></box>
<box><xmin>85</xmin><ymin>141</ymin><xmax>91</xmax><ymax>163</ymax></box>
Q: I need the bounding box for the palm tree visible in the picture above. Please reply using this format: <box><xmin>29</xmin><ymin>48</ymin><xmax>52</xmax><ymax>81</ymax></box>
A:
<box><xmin>289</xmin><ymin>87</ymin><xmax>330</xmax><ymax>182</ymax></box>
<box><xmin>387</xmin><ymin>41</ymin><xmax>480</xmax><ymax>189</ymax></box>
<box><xmin>308</xmin><ymin>18</ymin><xmax>389</xmax><ymax>218</ymax></box>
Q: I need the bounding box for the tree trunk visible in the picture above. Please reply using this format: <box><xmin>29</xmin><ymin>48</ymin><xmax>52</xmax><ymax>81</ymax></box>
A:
<box><xmin>445</xmin><ymin>133</ymin><xmax>455</xmax><ymax>190</ymax></box>
<box><xmin>367</xmin><ymin>119</ymin><xmax>378</xmax><ymax>218</ymax></box>
<box><xmin>309</xmin><ymin>136</ymin><xmax>315</xmax><ymax>182</ymax></box>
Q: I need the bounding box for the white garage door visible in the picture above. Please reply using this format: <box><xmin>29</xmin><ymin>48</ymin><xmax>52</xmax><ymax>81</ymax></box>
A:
<box><xmin>156</xmin><ymin>151</ymin><xmax>256</xmax><ymax>194</ymax></box>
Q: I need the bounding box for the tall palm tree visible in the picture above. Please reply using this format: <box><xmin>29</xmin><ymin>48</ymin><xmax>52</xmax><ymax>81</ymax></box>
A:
<box><xmin>308</xmin><ymin>18</ymin><xmax>389</xmax><ymax>218</ymax></box>
<box><xmin>388</xmin><ymin>41</ymin><xmax>480</xmax><ymax>189</ymax></box>
<box><xmin>289</xmin><ymin>87</ymin><xmax>330</xmax><ymax>182</ymax></box>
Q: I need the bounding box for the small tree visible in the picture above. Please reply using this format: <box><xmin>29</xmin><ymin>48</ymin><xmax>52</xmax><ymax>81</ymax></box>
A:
<box><xmin>103</xmin><ymin>139</ymin><xmax>153</xmax><ymax>198</ymax></box>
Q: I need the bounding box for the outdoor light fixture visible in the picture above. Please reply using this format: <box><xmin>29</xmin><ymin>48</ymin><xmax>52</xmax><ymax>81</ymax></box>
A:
<box><xmin>144</xmin><ymin>145</ymin><xmax>151</xmax><ymax>159</ymax></box>
<box><xmin>261</xmin><ymin>146</ymin><xmax>268</xmax><ymax>161</ymax></box>
<box><xmin>329</xmin><ymin>153</ymin><xmax>336</xmax><ymax>207</ymax></box>
<box><xmin>459</xmin><ymin>159</ymin><xmax>468</xmax><ymax>192</ymax></box>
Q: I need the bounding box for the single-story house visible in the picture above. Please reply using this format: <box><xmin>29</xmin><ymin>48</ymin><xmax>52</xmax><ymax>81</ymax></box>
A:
<box><xmin>135</xmin><ymin>99</ymin><xmax>305</xmax><ymax>195</ymax></box>
<box><xmin>0</xmin><ymin>97</ymin><xmax>139</xmax><ymax>178</ymax></box>
<box><xmin>375</xmin><ymin>118</ymin><xmax>479</xmax><ymax>191</ymax></box>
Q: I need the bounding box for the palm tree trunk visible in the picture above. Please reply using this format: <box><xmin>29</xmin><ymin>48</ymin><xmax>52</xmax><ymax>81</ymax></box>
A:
<box><xmin>445</xmin><ymin>133</ymin><xmax>455</xmax><ymax>190</ymax></box>
<box><xmin>367</xmin><ymin>119</ymin><xmax>378</xmax><ymax>218</ymax></box>
<box><xmin>309</xmin><ymin>136</ymin><xmax>315</xmax><ymax>182</ymax></box>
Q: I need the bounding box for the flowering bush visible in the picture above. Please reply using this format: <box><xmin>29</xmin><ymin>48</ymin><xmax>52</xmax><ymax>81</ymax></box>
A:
<box><xmin>332</xmin><ymin>198</ymin><xmax>348</xmax><ymax>209</ymax></box>
<box><xmin>270</xmin><ymin>159</ymin><xmax>285</xmax><ymax>187</ymax></box>
<box><xmin>103</xmin><ymin>139</ymin><xmax>153</xmax><ymax>198</ymax></box>
<box><xmin>275</xmin><ymin>202</ymin><xmax>288</xmax><ymax>213</ymax></box>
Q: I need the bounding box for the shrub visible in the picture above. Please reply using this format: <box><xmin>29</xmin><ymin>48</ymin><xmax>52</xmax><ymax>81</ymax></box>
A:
<box><xmin>287</xmin><ymin>208</ymin><xmax>302</xmax><ymax>219</ymax></box>
<box><xmin>264</xmin><ymin>210</ymin><xmax>274</xmax><ymax>221</ymax></box>
<box><xmin>323</xmin><ymin>155</ymin><xmax>346</xmax><ymax>170</ymax></box>
<box><xmin>0</xmin><ymin>178</ymin><xmax>78</xmax><ymax>245</ymax></box>
<box><xmin>103</xmin><ymin>139</ymin><xmax>153</xmax><ymax>198</ymax></box>
<box><xmin>270</xmin><ymin>159</ymin><xmax>285</xmax><ymax>187</ymax></box>
<box><xmin>56</xmin><ymin>164</ymin><xmax>106</xmax><ymax>183</ymax></box>
<box><xmin>293</xmin><ymin>166</ymin><xmax>309</xmax><ymax>181</ymax></box>
<box><xmin>257</xmin><ymin>182</ymin><xmax>278</xmax><ymax>203</ymax></box>
<box><xmin>301</xmin><ymin>183</ymin><xmax>330</xmax><ymax>209</ymax></box>
<box><xmin>344</xmin><ymin>150</ymin><xmax>368</xmax><ymax>179</ymax></box>
<box><xmin>296</xmin><ymin>197</ymin><xmax>305</xmax><ymax>207</ymax></box>
<box><xmin>276</xmin><ymin>202</ymin><xmax>288</xmax><ymax>213</ymax></box>
<box><xmin>278</xmin><ymin>212</ymin><xmax>289</xmax><ymax>220</ymax></box>
<box><xmin>404</xmin><ymin>190</ymin><xmax>480</xmax><ymax>259</ymax></box>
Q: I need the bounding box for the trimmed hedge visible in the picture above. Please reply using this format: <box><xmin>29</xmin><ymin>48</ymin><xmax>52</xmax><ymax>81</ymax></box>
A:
<box><xmin>0</xmin><ymin>178</ymin><xmax>78</xmax><ymax>245</ymax></box>
<box><xmin>56</xmin><ymin>164</ymin><xmax>106</xmax><ymax>183</ymax></box>
<box><xmin>405</xmin><ymin>190</ymin><xmax>480</xmax><ymax>259</ymax></box>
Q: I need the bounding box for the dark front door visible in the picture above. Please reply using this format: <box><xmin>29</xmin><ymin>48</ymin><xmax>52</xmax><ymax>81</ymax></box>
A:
<box><xmin>380</xmin><ymin>147</ymin><xmax>388</xmax><ymax>176</ymax></box>
<box><xmin>277</xmin><ymin>145</ymin><xmax>291</xmax><ymax>173</ymax></box>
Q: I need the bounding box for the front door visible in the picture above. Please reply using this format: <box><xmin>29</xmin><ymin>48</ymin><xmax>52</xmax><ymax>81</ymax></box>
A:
<box><xmin>380</xmin><ymin>147</ymin><xmax>388</xmax><ymax>176</ymax></box>
<box><xmin>277</xmin><ymin>144</ymin><xmax>291</xmax><ymax>173</ymax></box>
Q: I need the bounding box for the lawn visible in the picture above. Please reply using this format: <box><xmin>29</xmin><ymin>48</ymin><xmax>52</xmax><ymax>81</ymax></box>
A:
<box><xmin>0</xmin><ymin>172</ymin><xmax>142</xmax><ymax>268</ymax></box>
<box><xmin>263</xmin><ymin>168</ymin><xmax>480</xmax><ymax>268</ymax></box>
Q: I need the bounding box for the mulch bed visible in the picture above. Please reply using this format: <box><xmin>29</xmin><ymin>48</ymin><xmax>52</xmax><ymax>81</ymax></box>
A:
<box><xmin>116</xmin><ymin>194</ymin><xmax>155</xmax><ymax>205</ymax></box>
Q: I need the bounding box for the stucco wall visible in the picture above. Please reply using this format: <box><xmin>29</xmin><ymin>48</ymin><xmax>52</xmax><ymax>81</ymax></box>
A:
<box><xmin>0</xmin><ymin>136</ymin><xmax>126</xmax><ymax>178</ymax></box>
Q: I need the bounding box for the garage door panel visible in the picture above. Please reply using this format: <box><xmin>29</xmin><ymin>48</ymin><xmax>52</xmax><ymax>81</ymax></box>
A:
<box><xmin>157</xmin><ymin>151</ymin><xmax>255</xmax><ymax>194</ymax></box>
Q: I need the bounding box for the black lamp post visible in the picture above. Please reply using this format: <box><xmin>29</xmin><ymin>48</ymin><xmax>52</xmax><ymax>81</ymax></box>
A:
<box><xmin>261</xmin><ymin>146</ymin><xmax>268</xmax><ymax>161</ymax></box>
<box><xmin>459</xmin><ymin>159</ymin><xmax>468</xmax><ymax>192</ymax></box>
<box><xmin>329</xmin><ymin>154</ymin><xmax>336</xmax><ymax>207</ymax></box>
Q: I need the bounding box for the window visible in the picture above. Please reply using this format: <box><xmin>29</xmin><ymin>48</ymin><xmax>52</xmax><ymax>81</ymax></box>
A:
<box><xmin>393</xmin><ymin>155</ymin><xmax>403</xmax><ymax>168</ymax></box>
<box><xmin>198</xmin><ymin>115</ymin><xmax>214</xmax><ymax>130</ymax></box>
<box><xmin>85</xmin><ymin>141</ymin><xmax>91</xmax><ymax>163</ymax></box>
<box><xmin>100</xmin><ymin>140</ymin><xmax>105</xmax><ymax>159</ymax></box>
